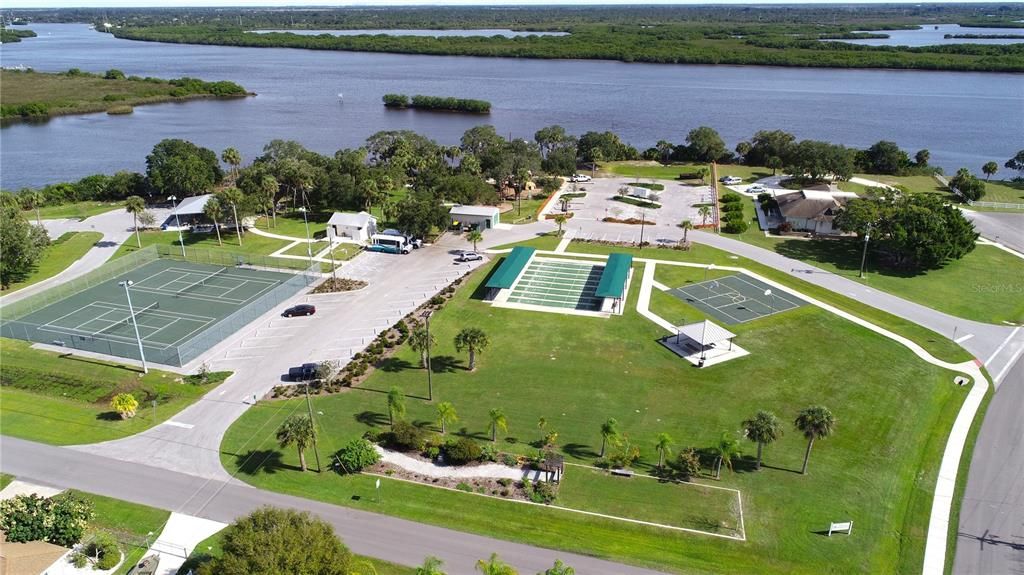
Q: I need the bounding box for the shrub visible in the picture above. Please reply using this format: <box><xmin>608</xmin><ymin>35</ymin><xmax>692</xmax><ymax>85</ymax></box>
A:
<box><xmin>724</xmin><ymin>209</ymin><xmax>745</xmax><ymax>222</ymax></box>
<box><xmin>720</xmin><ymin>201</ymin><xmax>743</xmax><ymax>213</ymax></box>
<box><xmin>429</xmin><ymin>295</ymin><xmax>445</xmax><ymax>306</ymax></box>
<box><xmin>104</xmin><ymin>69</ymin><xmax>126</xmax><ymax>80</ymax></box>
<box><xmin>455</xmin><ymin>482</ymin><xmax>473</xmax><ymax>492</ymax></box>
<box><xmin>497</xmin><ymin>478</ymin><xmax>513</xmax><ymax>487</ymax></box>
<box><xmin>334</xmin><ymin>438</ymin><xmax>380</xmax><ymax>474</ymax></box>
<box><xmin>522</xmin><ymin>479</ymin><xmax>558</xmax><ymax>504</ymax></box>
<box><xmin>723</xmin><ymin>219</ymin><xmax>750</xmax><ymax>234</ymax></box>
<box><xmin>674</xmin><ymin>448</ymin><xmax>703</xmax><ymax>481</ymax></box>
<box><xmin>110</xmin><ymin>393</ymin><xmax>138</xmax><ymax>419</ymax></box>
<box><xmin>362</xmin><ymin>429</ymin><xmax>384</xmax><ymax>444</ymax></box>
<box><xmin>82</xmin><ymin>531</ymin><xmax>121</xmax><ymax>570</ymax></box>
<box><xmin>501</xmin><ymin>453</ymin><xmax>520</xmax><ymax>467</ymax></box>
<box><xmin>0</xmin><ymin>493</ymin><xmax>93</xmax><ymax>547</ymax></box>
<box><xmin>388</xmin><ymin>421</ymin><xmax>425</xmax><ymax>452</ymax></box>
<box><xmin>720</xmin><ymin>192</ymin><xmax>743</xmax><ymax>203</ymax></box>
<box><xmin>480</xmin><ymin>444</ymin><xmax>499</xmax><ymax>462</ymax></box>
<box><xmin>777</xmin><ymin>221</ymin><xmax>793</xmax><ymax>233</ymax></box>
<box><xmin>443</xmin><ymin>437</ymin><xmax>482</xmax><ymax>465</ymax></box>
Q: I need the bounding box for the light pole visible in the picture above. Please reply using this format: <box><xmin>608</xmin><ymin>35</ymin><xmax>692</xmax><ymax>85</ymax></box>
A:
<box><xmin>304</xmin><ymin>380</ymin><xmax>323</xmax><ymax>473</ymax></box>
<box><xmin>704</xmin><ymin>263</ymin><xmax>716</xmax><ymax>303</ymax></box>
<box><xmin>119</xmin><ymin>280</ymin><xmax>148</xmax><ymax>373</ymax></box>
<box><xmin>421</xmin><ymin>310</ymin><xmax>433</xmax><ymax>401</ymax></box>
<box><xmin>168</xmin><ymin>195</ymin><xmax>186</xmax><ymax>258</ymax></box>
<box><xmin>764</xmin><ymin>288</ymin><xmax>776</xmax><ymax>315</ymax></box>
<box><xmin>298</xmin><ymin>206</ymin><xmax>315</xmax><ymax>270</ymax></box>
<box><xmin>638</xmin><ymin>208</ymin><xmax>646</xmax><ymax>249</ymax></box>
<box><xmin>858</xmin><ymin>227</ymin><xmax>872</xmax><ymax>279</ymax></box>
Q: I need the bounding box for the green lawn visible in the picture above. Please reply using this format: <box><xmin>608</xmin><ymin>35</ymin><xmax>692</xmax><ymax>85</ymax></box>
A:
<box><xmin>491</xmin><ymin>232</ymin><xmax>563</xmax><ymax>252</ymax></box>
<box><xmin>0</xmin><ymin>338</ymin><xmax>229</xmax><ymax>445</ymax></box>
<box><xmin>113</xmin><ymin>228</ymin><xmax>293</xmax><ymax>261</ymax></box>
<box><xmin>0</xmin><ymin>473</ymin><xmax>13</xmax><ymax>490</ymax></box>
<box><xmin>567</xmin><ymin>241</ymin><xmax>971</xmax><ymax>362</ymax></box>
<box><xmin>858</xmin><ymin>174</ymin><xmax>1024</xmax><ymax>207</ymax></box>
<box><xmin>220</xmin><ymin>253</ymin><xmax>968</xmax><ymax>574</ymax></box>
<box><xmin>501</xmin><ymin>198</ymin><xmax>548</xmax><ymax>224</ymax></box>
<box><xmin>76</xmin><ymin>491</ymin><xmax>171</xmax><ymax>575</ymax></box>
<box><xmin>253</xmin><ymin>211</ymin><xmax>332</xmax><ymax>240</ymax></box>
<box><xmin>282</xmin><ymin>240</ymin><xmax>324</xmax><ymax>257</ymax></box>
<box><xmin>1</xmin><ymin>232</ymin><xmax>102</xmax><ymax>294</ymax></box>
<box><xmin>24</xmin><ymin>201</ymin><xmax>120</xmax><ymax>221</ymax></box>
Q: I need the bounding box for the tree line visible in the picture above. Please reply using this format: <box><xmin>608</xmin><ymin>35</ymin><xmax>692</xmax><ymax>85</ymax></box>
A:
<box><xmin>383</xmin><ymin>93</ymin><xmax>491</xmax><ymax>113</ymax></box>
<box><xmin>0</xmin><ymin>28</ymin><xmax>36</xmax><ymax>43</ymax></box>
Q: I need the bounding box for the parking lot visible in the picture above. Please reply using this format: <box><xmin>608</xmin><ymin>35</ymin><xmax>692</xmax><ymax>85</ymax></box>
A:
<box><xmin>555</xmin><ymin>177</ymin><xmax>713</xmax><ymax>229</ymax></box>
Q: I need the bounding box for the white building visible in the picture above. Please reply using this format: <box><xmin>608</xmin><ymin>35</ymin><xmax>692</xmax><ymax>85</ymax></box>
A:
<box><xmin>327</xmin><ymin>211</ymin><xmax>378</xmax><ymax>243</ymax></box>
<box><xmin>449</xmin><ymin>205</ymin><xmax>500</xmax><ymax>230</ymax></box>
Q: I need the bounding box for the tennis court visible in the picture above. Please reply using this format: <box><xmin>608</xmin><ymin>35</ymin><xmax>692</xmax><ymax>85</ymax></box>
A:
<box><xmin>669</xmin><ymin>274</ymin><xmax>807</xmax><ymax>325</ymax></box>
<box><xmin>4</xmin><ymin>258</ymin><xmax>303</xmax><ymax>366</ymax></box>
<box><xmin>506</xmin><ymin>259</ymin><xmax>604</xmax><ymax>311</ymax></box>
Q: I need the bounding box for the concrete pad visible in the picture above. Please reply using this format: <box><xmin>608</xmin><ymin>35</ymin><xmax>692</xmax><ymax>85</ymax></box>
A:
<box><xmin>0</xmin><ymin>479</ymin><xmax>65</xmax><ymax>501</ymax></box>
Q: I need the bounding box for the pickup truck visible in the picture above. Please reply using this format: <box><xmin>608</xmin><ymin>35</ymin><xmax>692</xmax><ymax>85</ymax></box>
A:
<box><xmin>288</xmin><ymin>363</ymin><xmax>317</xmax><ymax>382</ymax></box>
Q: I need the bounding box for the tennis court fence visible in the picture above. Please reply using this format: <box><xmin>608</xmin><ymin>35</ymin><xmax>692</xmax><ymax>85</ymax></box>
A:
<box><xmin>0</xmin><ymin>245</ymin><xmax>319</xmax><ymax>367</ymax></box>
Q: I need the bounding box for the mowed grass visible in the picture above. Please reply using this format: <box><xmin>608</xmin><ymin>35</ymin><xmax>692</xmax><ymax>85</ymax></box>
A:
<box><xmin>0</xmin><ymin>338</ymin><xmax>228</xmax><ymax>445</ymax></box>
<box><xmin>1</xmin><ymin>232</ymin><xmax>102</xmax><ymax>294</ymax></box>
<box><xmin>24</xmin><ymin>201</ymin><xmax>120</xmax><ymax>221</ymax></box>
<box><xmin>252</xmin><ymin>211</ymin><xmax>332</xmax><ymax>239</ymax></box>
<box><xmin>78</xmin><ymin>491</ymin><xmax>171</xmax><ymax>575</ymax></box>
<box><xmin>220</xmin><ymin>254</ymin><xmax>968</xmax><ymax>574</ymax></box>
<box><xmin>113</xmin><ymin>228</ymin><xmax>293</xmax><ymax>261</ymax></box>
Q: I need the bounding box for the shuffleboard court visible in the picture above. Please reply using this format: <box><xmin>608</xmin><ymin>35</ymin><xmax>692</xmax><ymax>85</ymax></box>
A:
<box><xmin>3</xmin><ymin>258</ymin><xmax>303</xmax><ymax>366</ymax></box>
<box><xmin>506</xmin><ymin>259</ymin><xmax>604</xmax><ymax>311</ymax></box>
<box><xmin>669</xmin><ymin>274</ymin><xmax>807</xmax><ymax>325</ymax></box>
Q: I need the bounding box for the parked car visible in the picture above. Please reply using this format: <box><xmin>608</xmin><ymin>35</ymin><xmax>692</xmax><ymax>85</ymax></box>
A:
<box><xmin>456</xmin><ymin>251</ymin><xmax>484</xmax><ymax>262</ymax></box>
<box><xmin>283</xmin><ymin>304</ymin><xmax>316</xmax><ymax>317</ymax></box>
<box><xmin>569</xmin><ymin>174</ymin><xmax>592</xmax><ymax>182</ymax></box>
<box><xmin>720</xmin><ymin>176</ymin><xmax>743</xmax><ymax>185</ymax></box>
<box><xmin>747</xmin><ymin>184</ymin><xmax>767</xmax><ymax>193</ymax></box>
<box><xmin>288</xmin><ymin>363</ymin><xmax>317</xmax><ymax>382</ymax></box>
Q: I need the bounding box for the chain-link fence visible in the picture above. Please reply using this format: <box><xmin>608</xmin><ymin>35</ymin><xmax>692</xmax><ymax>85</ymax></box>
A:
<box><xmin>1</xmin><ymin>245</ymin><xmax>318</xmax><ymax>367</ymax></box>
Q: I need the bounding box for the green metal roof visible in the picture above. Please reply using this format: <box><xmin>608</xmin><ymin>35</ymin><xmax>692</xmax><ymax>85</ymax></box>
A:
<box><xmin>595</xmin><ymin>253</ymin><xmax>633</xmax><ymax>299</ymax></box>
<box><xmin>485</xmin><ymin>246</ymin><xmax>536</xmax><ymax>290</ymax></box>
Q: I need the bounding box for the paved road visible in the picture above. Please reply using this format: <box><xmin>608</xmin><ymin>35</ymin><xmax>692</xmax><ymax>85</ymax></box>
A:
<box><xmin>2</xmin><ymin>436</ymin><xmax>663</xmax><ymax>575</ymax></box>
<box><xmin>965</xmin><ymin>210</ymin><xmax>1024</xmax><ymax>255</ymax></box>
<box><xmin>954</xmin><ymin>353</ymin><xmax>1024</xmax><ymax>575</ymax></box>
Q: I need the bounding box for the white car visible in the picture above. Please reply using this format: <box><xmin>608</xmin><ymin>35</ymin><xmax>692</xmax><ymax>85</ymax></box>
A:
<box><xmin>569</xmin><ymin>174</ymin><xmax>592</xmax><ymax>183</ymax></box>
<box><xmin>747</xmin><ymin>184</ymin><xmax>767</xmax><ymax>193</ymax></box>
<box><xmin>720</xmin><ymin>176</ymin><xmax>743</xmax><ymax>185</ymax></box>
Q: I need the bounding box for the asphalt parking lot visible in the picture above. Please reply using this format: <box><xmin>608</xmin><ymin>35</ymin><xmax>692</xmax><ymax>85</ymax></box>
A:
<box><xmin>555</xmin><ymin>177</ymin><xmax>714</xmax><ymax>229</ymax></box>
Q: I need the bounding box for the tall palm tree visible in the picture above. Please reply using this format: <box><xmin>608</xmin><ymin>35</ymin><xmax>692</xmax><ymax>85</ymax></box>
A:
<box><xmin>124</xmin><ymin>195</ymin><xmax>146</xmax><ymax>248</ymax></box>
<box><xmin>217</xmin><ymin>187</ymin><xmax>245</xmax><ymax>246</ymax></box>
<box><xmin>259</xmin><ymin>174</ymin><xmax>279</xmax><ymax>227</ymax></box>
<box><xmin>466</xmin><ymin>229</ymin><xmax>483</xmax><ymax>252</ymax></box>
<box><xmin>23</xmin><ymin>190</ymin><xmax>44</xmax><ymax>225</ymax></box>
<box><xmin>436</xmin><ymin>401</ymin><xmax>457</xmax><ymax>435</ymax></box>
<box><xmin>714</xmin><ymin>432</ymin><xmax>742</xmax><ymax>478</ymax></box>
<box><xmin>408</xmin><ymin>327</ymin><xmax>435</xmax><ymax>369</ymax></box>
<box><xmin>221</xmin><ymin>147</ymin><xmax>242</xmax><ymax>180</ymax></box>
<box><xmin>415</xmin><ymin>556</ymin><xmax>447</xmax><ymax>575</ymax></box>
<box><xmin>698</xmin><ymin>205</ymin><xmax>712</xmax><ymax>226</ymax></box>
<box><xmin>742</xmin><ymin>410</ymin><xmax>783</xmax><ymax>470</ymax></box>
<box><xmin>386</xmin><ymin>386</ymin><xmax>406</xmax><ymax>429</ymax></box>
<box><xmin>361</xmin><ymin>179</ymin><xmax>381</xmax><ymax>213</ymax></box>
<box><xmin>795</xmin><ymin>406</ymin><xmax>836</xmax><ymax>475</ymax></box>
<box><xmin>203</xmin><ymin>196</ymin><xmax>224</xmax><ymax>246</ymax></box>
<box><xmin>475</xmin><ymin>553</ymin><xmax>517</xmax><ymax>575</ymax></box>
<box><xmin>488</xmin><ymin>408</ymin><xmax>508</xmax><ymax>442</ymax></box>
<box><xmin>275</xmin><ymin>415</ymin><xmax>315</xmax><ymax>472</ymax></box>
<box><xmin>553</xmin><ymin>214</ymin><xmax>568</xmax><ymax>236</ymax></box>
<box><xmin>453</xmin><ymin>327</ymin><xmax>489</xmax><ymax>371</ymax></box>
<box><xmin>599</xmin><ymin>418</ymin><xmax>619</xmax><ymax>458</ymax></box>
<box><xmin>655</xmin><ymin>432</ymin><xmax>674</xmax><ymax>470</ymax></box>
<box><xmin>680</xmin><ymin>220</ymin><xmax>693</xmax><ymax>243</ymax></box>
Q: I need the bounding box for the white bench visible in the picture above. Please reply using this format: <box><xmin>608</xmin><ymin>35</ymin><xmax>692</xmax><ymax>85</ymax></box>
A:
<box><xmin>828</xmin><ymin>521</ymin><xmax>853</xmax><ymax>536</ymax></box>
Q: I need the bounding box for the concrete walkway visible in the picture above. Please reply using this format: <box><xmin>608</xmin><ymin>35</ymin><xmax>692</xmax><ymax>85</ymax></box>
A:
<box><xmin>144</xmin><ymin>513</ymin><xmax>226</xmax><ymax>575</ymax></box>
<box><xmin>376</xmin><ymin>446</ymin><xmax>527</xmax><ymax>481</ymax></box>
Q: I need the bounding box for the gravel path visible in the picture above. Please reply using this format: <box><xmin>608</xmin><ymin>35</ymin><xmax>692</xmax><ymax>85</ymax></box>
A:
<box><xmin>375</xmin><ymin>446</ymin><xmax>528</xmax><ymax>481</ymax></box>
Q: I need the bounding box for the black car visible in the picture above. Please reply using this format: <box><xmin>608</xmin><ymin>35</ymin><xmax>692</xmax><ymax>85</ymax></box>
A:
<box><xmin>288</xmin><ymin>363</ymin><xmax>317</xmax><ymax>382</ymax></box>
<box><xmin>283</xmin><ymin>304</ymin><xmax>316</xmax><ymax>317</ymax></box>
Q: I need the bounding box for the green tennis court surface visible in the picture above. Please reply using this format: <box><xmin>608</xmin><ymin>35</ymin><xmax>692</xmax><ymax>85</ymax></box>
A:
<box><xmin>670</xmin><ymin>274</ymin><xmax>807</xmax><ymax>324</ymax></box>
<box><xmin>9</xmin><ymin>259</ymin><xmax>295</xmax><ymax>365</ymax></box>
<box><xmin>507</xmin><ymin>259</ymin><xmax>604</xmax><ymax>311</ymax></box>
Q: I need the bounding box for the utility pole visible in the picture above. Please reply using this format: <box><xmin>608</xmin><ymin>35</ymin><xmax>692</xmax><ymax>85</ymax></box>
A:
<box><xmin>859</xmin><ymin>228</ymin><xmax>871</xmax><ymax>279</ymax></box>
<box><xmin>304</xmin><ymin>382</ymin><xmax>322</xmax><ymax>473</ymax></box>
<box><xmin>638</xmin><ymin>208</ymin><xmax>646</xmax><ymax>249</ymax></box>
<box><xmin>422</xmin><ymin>310</ymin><xmax>433</xmax><ymax>401</ymax></box>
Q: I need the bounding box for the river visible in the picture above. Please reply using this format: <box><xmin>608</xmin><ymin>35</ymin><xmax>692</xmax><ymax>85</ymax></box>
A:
<box><xmin>1</xmin><ymin>23</ymin><xmax>1021</xmax><ymax>190</ymax></box>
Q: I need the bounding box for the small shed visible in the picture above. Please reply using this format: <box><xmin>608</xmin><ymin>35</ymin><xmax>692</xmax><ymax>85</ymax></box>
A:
<box><xmin>538</xmin><ymin>453</ymin><xmax>565</xmax><ymax>483</ymax></box>
<box><xmin>162</xmin><ymin>193</ymin><xmax>213</xmax><ymax>229</ymax></box>
<box><xmin>328</xmin><ymin>211</ymin><xmax>377</xmax><ymax>243</ymax></box>
<box><xmin>450</xmin><ymin>205</ymin><xmax>500</xmax><ymax>230</ymax></box>
<box><xmin>595</xmin><ymin>253</ymin><xmax>633</xmax><ymax>313</ymax></box>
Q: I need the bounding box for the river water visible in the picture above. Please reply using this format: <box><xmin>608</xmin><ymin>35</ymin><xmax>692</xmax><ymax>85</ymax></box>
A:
<box><xmin>836</xmin><ymin>24</ymin><xmax>1024</xmax><ymax>47</ymax></box>
<box><xmin>1</xmin><ymin>23</ymin><xmax>1021</xmax><ymax>189</ymax></box>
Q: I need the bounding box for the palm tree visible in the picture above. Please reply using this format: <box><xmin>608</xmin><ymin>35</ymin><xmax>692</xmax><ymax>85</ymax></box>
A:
<box><xmin>541</xmin><ymin>560</ymin><xmax>575</xmax><ymax>575</ymax></box>
<box><xmin>466</xmin><ymin>229</ymin><xmax>483</xmax><ymax>252</ymax></box>
<box><xmin>655</xmin><ymin>432</ymin><xmax>674</xmax><ymax>470</ymax></box>
<box><xmin>795</xmin><ymin>406</ymin><xmax>836</xmax><ymax>475</ymax></box>
<box><xmin>697</xmin><ymin>166</ymin><xmax>710</xmax><ymax>184</ymax></box>
<box><xmin>767</xmin><ymin>156</ymin><xmax>783</xmax><ymax>176</ymax></box>
<box><xmin>714</xmin><ymin>432</ymin><xmax>742</xmax><ymax>478</ymax></box>
<box><xmin>203</xmin><ymin>196</ymin><xmax>224</xmax><ymax>246</ymax></box>
<box><xmin>408</xmin><ymin>327</ymin><xmax>435</xmax><ymax>369</ymax></box>
<box><xmin>742</xmin><ymin>410</ymin><xmax>783</xmax><ymax>470</ymax></box>
<box><xmin>982</xmin><ymin>161</ymin><xmax>998</xmax><ymax>180</ymax></box>
<box><xmin>415</xmin><ymin>556</ymin><xmax>447</xmax><ymax>575</ymax></box>
<box><xmin>124</xmin><ymin>195</ymin><xmax>146</xmax><ymax>248</ymax></box>
<box><xmin>488</xmin><ymin>408</ymin><xmax>508</xmax><ymax>442</ymax></box>
<box><xmin>680</xmin><ymin>220</ymin><xmax>693</xmax><ymax>243</ymax></box>
<box><xmin>361</xmin><ymin>179</ymin><xmax>382</xmax><ymax>212</ymax></box>
<box><xmin>217</xmin><ymin>187</ymin><xmax>245</xmax><ymax>246</ymax></box>
<box><xmin>599</xmin><ymin>418</ymin><xmax>619</xmax><ymax>458</ymax></box>
<box><xmin>553</xmin><ymin>214</ymin><xmax>568</xmax><ymax>236</ymax></box>
<box><xmin>436</xmin><ymin>401</ymin><xmax>457</xmax><ymax>435</ymax></box>
<box><xmin>23</xmin><ymin>190</ymin><xmax>44</xmax><ymax>225</ymax></box>
<box><xmin>453</xmin><ymin>327</ymin><xmax>489</xmax><ymax>371</ymax></box>
<box><xmin>275</xmin><ymin>415</ymin><xmax>315</xmax><ymax>472</ymax></box>
<box><xmin>222</xmin><ymin>147</ymin><xmax>242</xmax><ymax>180</ymax></box>
<box><xmin>386</xmin><ymin>386</ymin><xmax>406</xmax><ymax>429</ymax></box>
<box><xmin>259</xmin><ymin>174</ymin><xmax>279</xmax><ymax>227</ymax></box>
<box><xmin>698</xmin><ymin>205</ymin><xmax>712</xmax><ymax>226</ymax></box>
<box><xmin>475</xmin><ymin>553</ymin><xmax>517</xmax><ymax>575</ymax></box>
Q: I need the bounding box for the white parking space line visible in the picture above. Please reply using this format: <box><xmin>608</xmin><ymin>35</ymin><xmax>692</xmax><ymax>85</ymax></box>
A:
<box><xmin>161</xmin><ymin>421</ymin><xmax>194</xmax><ymax>429</ymax></box>
<box><xmin>954</xmin><ymin>333</ymin><xmax>975</xmax><ymax>343</ymax></box>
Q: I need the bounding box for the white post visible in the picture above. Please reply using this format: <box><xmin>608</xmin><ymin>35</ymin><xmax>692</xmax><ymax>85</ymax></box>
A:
<box><xmin>169</xmin><ymin>195</ymin><xmax>185</xmax><ymax>258</ymax></box>
<box><xmin>299</xmin><ymin>207</ymin><xmax>314</xmax><ymax>270</ymax></box>
<box><xmin>120</xmin><ymin>280</ymin><xmax>148</xmax><ymax>373</ymax></box>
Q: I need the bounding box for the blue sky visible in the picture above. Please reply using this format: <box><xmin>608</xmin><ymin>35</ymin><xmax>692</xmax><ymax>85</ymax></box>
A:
<box><xmin>7</xmin><ymin>0</ymin><xmax>996</xmax><ymax>7</ymax></box>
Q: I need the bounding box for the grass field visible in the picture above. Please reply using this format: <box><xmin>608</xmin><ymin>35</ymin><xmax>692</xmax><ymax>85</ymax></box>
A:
<box><xmin>113</xmin><ymin>228</ymin><xmax>292</xmax><ymax>262</ymax></box>
<box><xmin>23</xmin><ymin>201</ymin><xmax>120</xmax><ymax>221</ymax></box>
<box><xmin>77</xmin><ymin>491</ymin><xmax>172</xmax><ymax>575</ymax></box>
<box><xmin>219</xmin><ymin>251</ymin><xmax>968</xmax><ymax>574</ymax></box>
<box><xmin>0</xmin><ymin>338</ymin><xmax>228</xmax><ymax>445</ymax></box>
<box><xmin>253</xmin><ymin>211</ymin><xmax>332</xmax><ymax>239</ymax></box>
<box><xmin>1</xmin><ymin>232</ymin><xmax>102</xmax><ymax>294</ymax></box>
<box><xmin>1</xmin><ymin>69</ymin><xmax>247</xmax><ymax>120</ymax></box>
<box><xmin>0</xmin><ymin>473</ymin><xmax>13</xmax><ymax>490</ymax></box>
<box><xmin>501</xmin><ymin>198</ymin><xmax>549</xmax><ymax>224</ymax></box>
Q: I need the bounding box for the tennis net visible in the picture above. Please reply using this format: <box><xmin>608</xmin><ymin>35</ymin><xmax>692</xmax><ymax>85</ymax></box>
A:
<box><xmin>175</xmin><ymin>268</ymin><xmax>229</xmax><ymax>297</ymax></box>
<box><xmin>90</xmin><ymin>302</ymin><xmax>160</xmax><ymax>336</ymax></box>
